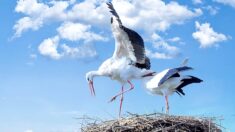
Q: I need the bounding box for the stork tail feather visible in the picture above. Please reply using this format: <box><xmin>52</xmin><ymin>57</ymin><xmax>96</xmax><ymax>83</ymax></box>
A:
<box><xmin>176</xmin><ymin>76</ymin><xmax>203</xmax><ymax>96</ymax></box>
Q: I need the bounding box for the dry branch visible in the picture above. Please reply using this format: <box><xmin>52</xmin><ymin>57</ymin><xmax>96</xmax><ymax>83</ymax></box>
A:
<box><xmin>80</xmin><ymin>113</ymin><xmax>222</xmax><ymax>132</ymax></box>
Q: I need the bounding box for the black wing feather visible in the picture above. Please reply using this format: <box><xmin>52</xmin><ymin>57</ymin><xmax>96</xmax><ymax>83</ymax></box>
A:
<box><xmin>123</xmin><ymin>26</ymin><xmax>146</xmax><ymax>64</ymax></box>
<box><xmin>107</xmin><ymin>2</ymin><xmax>150</xmax><ymax>65</ymax></box>
<box><xmin>158</xmin><ymin>66</ymin><xmax>193</xmax><ymax>86</ymax></box>
<box><xmin>175</xmin><ymin>76</ymin><xmax>203</xmax><ymax>96</ymax></box>
<box><xmin>106</xmin><ymin>2</ymin><xmax>122</xmax><ymax>25</ymax></box>
<box><xmin>135</xmin><ymin>57</ymin><xmax>151</xmax><ymax>69</ymax></box>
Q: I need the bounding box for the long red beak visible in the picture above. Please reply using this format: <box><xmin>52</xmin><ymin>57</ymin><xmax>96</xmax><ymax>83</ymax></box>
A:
<box><xmin>89</xmin><ymin>80</ymin><xmax>95</xmax><ymax>96</ymax></box>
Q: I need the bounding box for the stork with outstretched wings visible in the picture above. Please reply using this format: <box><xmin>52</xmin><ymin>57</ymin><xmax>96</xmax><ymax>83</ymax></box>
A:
<box><xmin>85</xmin><ymin>2</ymin><xmax>152</xmax><ymax>117</ymax></box>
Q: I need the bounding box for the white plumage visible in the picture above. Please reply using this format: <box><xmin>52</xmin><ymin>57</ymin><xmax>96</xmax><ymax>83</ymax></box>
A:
<box><xmin>142</xmin><ymin>66</ymin><xmax>203</xmax><ymax>113</ymax></box>
<box><xmin>86</xmin><ymin>57</ymin><xmax>151</xmax><ymax>116</ymax></box>
<box><xmin>85</xmin><ymin>2</ymin><xmax>152</xmax><ymax>117</ymax></box>
<box><xmin>85</xmin><ymin>2</ymin><xmax>202</xmax><ymax>116</ymax></box>
<box><xmin>144</xmin><ymin>69</ymin><xmax>181</xmax><ymax>95</ymax></box>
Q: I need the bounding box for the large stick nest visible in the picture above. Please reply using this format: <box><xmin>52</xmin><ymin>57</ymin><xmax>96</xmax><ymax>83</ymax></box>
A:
<box><xmin>81</xmin><ymin>113</ymin><xmax>222</xmax><ymax>132</ymax></box>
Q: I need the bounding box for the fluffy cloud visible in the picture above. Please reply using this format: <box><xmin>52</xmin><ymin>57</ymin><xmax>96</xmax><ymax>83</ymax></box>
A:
<box><xmin>192</xmin><ymin>21</ymin><xmax>228</xmax><ymax>48</ymax></box>
<box><xmin>14</xmin><ymin>0</ymin><xmax>70</xmax><ymax>37</ymax></box>
<box><xmin>146</xmin><ymin>33</ymin><xmax>180</xmax><ymax>59</ymax></box>
<box><xmin>38</xmin><ymin>36</ymin><xmax>62</xmax><ymax>60</ymax></box>
<box><xmin>14</xmin><ymin>0</ymin><xmax>203</xmax><ymax>60</ymax></box>
<box><xmin>112</xmin><ymin>0</ymin><xmax>202</xmax><ymax>32</ymax></box>
<box><xmin>13</xmin><ymin>0</ymin><xmax>109</xmax><ymax>37</ymax></box>
<box><xmin>66</xmin><ymin>0</ymin><xmax>109</xmax><ymax>25</ymax></box>
<box><xmin>57</xmin><ymin>22</ymin><xmax>106</xmax><ymax>42</ymax></box>
<box><xmin>14</xmin><ymin>0</ymin><xmax>202</xmax><ymax>37</ymax></box>
<box><xmin>61</xmin><ymin>44</ymin><xmax>97</xmax><ymax>59</ymax></box>
<box><xmin>214</xmin><ymin>0</ymin><xmax>235</xmax><ymax>8</ymax></box>
<box><xmin>146</xmin><ymin>49</ymin><xmax>177</xmax><ymax>59</ymax></box>
<box><xmin>153</xmin><ymin>41</ymin><xmax>179</xmax><ymax>52</ymax></box>
<box><xmin>14</xmin><ymin>0</ymin><xmax>107</xmax><ymax>60</ymax></box>
<box><xmin>13</xmin><ymin>17</ymin><xmax>43</xmax><ymax>37</ymax></box>
<box><xmin>38</xmin><ymin>36</ymin><xmax>97</xmax><ymax>59</ymax></box>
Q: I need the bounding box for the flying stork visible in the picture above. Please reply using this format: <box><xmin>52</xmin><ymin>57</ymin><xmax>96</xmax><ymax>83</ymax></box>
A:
<box><xmin>85</xmin><ymin>2</ymin><xmax>151</xmax><ymax>117</ymax></box>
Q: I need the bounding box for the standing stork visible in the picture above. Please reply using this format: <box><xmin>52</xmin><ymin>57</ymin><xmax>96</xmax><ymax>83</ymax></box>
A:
<box><xmin>85</xmin><ymin>2</ymin><xmax>151</xmax><ymax>117</ymax></box>
<box><xmin>142</xmin><ymin>65</ymin><xmax>203</xmax><ymax>113</ymax></box>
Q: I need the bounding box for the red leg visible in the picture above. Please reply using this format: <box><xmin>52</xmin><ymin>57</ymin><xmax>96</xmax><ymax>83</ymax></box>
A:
<box><xmin>89</xmin><ymin>80</ymin><xmax>95</xmax><ymax>96</ymax></box>
<box><xmin>165</xmin><ymin>95</ymin><xmax>169</xmax><ymax>114</ymax></box>
<box><xmin>119</xmin><ymin>86</ymin><xmax>124</xmax><ymax>117</ymax></box>
<box><xmin>109</xmin><ymin>80</ymin><xmax>134</xmax><ymax>102</ymax></box>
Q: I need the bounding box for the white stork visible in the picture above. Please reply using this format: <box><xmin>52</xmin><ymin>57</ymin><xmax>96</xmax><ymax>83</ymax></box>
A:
<box><xmin>85</xmin><ymin>2</ymin><xmax>151</xmax><ymax>117</ymax></box>
<box><xmin>142</xmin><ymin>65</ymin><xmax>203</xmax><ymax>113</ymax></box>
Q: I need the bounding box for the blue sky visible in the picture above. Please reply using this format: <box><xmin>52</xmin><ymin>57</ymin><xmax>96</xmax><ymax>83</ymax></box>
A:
<box><xmin>0</xmin><ymin>0</ymin><xmax>235</xmax><ymax>131</ymax></box>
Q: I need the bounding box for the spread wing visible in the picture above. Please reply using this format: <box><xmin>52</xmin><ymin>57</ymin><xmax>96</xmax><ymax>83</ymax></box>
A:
<box><xmin>107</xmin><ymin>2</ymin><xmax>147</xmax><ymax>64</ymax></box>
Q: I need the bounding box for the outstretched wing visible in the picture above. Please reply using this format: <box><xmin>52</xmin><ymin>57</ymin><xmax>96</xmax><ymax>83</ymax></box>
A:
<box><xmin>106</xmin><ymin>2</ymin><xmax>122</xmax><ymax>26</ymax></box>
<box><xmin>107</xmin><ymin>2</ymin><xmax>147</xmax><ymax>64</ymax></box>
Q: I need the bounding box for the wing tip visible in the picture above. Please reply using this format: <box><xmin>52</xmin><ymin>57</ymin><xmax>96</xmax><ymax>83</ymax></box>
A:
<box><xmin>106</xmin><ymin>2</ymin><xmax>113</xmax><ymax>9</ymax></box>
<box><xmin>106</xmin><ymin>2</ymin><xmax>112</xmax><ymax>5</ymax></box>
<box><xmin>188</xmin><ymin>75</ymin><xmax>203</xmax><ymax>83</ymax></box>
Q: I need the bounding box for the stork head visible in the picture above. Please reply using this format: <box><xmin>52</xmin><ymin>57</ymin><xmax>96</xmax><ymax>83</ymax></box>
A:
<box><xmin>85</xmin><ymin>71</ymin><xmax>96</xmax><ymax>96</ymax></box>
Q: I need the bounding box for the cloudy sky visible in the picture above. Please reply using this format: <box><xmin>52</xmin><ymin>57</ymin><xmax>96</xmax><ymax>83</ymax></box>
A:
<box><xmin>0</xmin><ymin>0</ymin><xmax>235</xmax><ymax>131</ymax></box>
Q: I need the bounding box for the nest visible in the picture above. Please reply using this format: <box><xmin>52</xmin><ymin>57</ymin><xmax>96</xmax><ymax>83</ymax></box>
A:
<box><xmin>80</xmin><ymin>113</ymin><xmax>222</xmax><ymax>132</ymax></box>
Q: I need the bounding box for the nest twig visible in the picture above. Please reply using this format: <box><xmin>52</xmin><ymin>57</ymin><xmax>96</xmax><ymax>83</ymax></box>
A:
<box><xmin>80</xmin><ymin>113</ymin><xmax>222</xmax><ymax>132</ymax></box>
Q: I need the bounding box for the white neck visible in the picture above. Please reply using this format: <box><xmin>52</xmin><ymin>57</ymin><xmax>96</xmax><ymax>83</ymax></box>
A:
<box><xmin>89</xmin><ymin>70</ymin><xmax>109</xmax><ymax>79</ymax></box>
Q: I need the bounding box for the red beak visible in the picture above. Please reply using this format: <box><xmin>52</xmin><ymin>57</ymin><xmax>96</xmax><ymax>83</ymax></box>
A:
<box><xmin>89</xmin><ymin>80</ymin><xmax>95</xmax><ymax>96</ymax></box>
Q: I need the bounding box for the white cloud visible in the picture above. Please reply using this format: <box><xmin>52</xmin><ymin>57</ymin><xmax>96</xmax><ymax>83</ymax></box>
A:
<box><xmin>38</xmin><ymin>36</ymin><xmax>97</xmax><ymax>60</ymax></box>
<box><xmin>37</xmin><ymin>21</ymin><xmax>105</xmax><ymax>60</ymax></box>
<box><xmin>192</xmin><ymin>21</ymin><xmax>228</xmax><ymax>48</ymax></box>
<box><xmin>147</xmin><ymin>33</ymin><xmax>180</xmax><ymax>59</ymax></box>
<box><xmin>153</xmin><ymin>41</ymin><xmax>179</xmax><ymax>52</ymax></box>
<box><xmin>214</xmin><ymin>0</ymin><xmax>235</xmax><ymax>8</ymax></box>
<box><xmin>38</xmin><ymin>36</ymin><xmax>62</xmax><ymax>60</ymax></box>
<box><xmin>151</xmin><ymin>33</ymin><xmax>161</xmax><ymax>41</ymax></box>
<box><xmin>13</xmin><ymin>0</ymin><xmax>203</xmax><ymax>60</ymax></box>
<box><xmin>146</xmin><ymin>49</ymin><xmax>176</xmax><ymax>59</ymax></box>
<box><xmin>13</xmin><ymin>17</ymin><xmax>43</xmax><ymax>37</ymax></box>
<box><xmin>14</xmin><ymin>0</ymin><xmax>202</xmax><ymax>37</ymax></box>
<box><xmin>61</xmin><ymin>44</ymin><xmax>97</xmax><ymax>59</ymax></box>
<box><xmin>112</xmin><ymin>0</ymin><xmax>202</xmax><ymax>32</ymax></box>
<box><xmin>13</xmin><ymin>0</ymin><xmax>106</xmax><ymax>60</ymax></box>
<box><xmin>13</xmin><ymin>0</ymin><xmax>109</xmax><ymax>37</ymax></box>
<box><xmin>67</xmin><ymin>0</ymin><xmax>109</xmax><ymax>25</ymax></box>
<box><xmin>57</xmin><ymin>22</ymin><xmax>106</xmax><ymax>42</ymax></box>
<box><xmin>15</xmin><ymin>0</ymin><xmax>47</xmax><ymax>15</ymax></box>
<box><xmin>14</xmin><ymin>0</ymin><xmax>70</xmax><ymax>37</ymax></box>
<box><xmin>193</xmin><ymin>0</ymin><xmax>203</xmax><ymax>4</ymax></box>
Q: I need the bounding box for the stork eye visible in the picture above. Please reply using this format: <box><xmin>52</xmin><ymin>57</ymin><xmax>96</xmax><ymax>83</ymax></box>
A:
<box><xmin>87</xmin><ymin>78</ymin><xmax>90</xmax><ymax>81</ymax></box>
